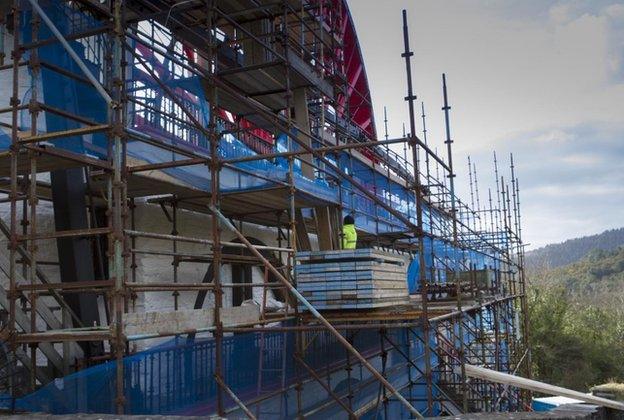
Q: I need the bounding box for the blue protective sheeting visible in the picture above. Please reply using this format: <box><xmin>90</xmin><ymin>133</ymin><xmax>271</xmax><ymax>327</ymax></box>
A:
<box><xmin>2</xmin><ymin>0</ymin><xmax>424</xmax><ymax>238</ymax></box>
<box><xmin>8</xmin><ymin>326</ymin><xmax>440</xmax><ymax>418</ymax></box>
<box><xmin>2</xmin><ymin>1</ymin><xmax>491</xmax><ymax>246</ymax></box>
<box><xmin>0</xmin><ymin>132</ymin><xmax>9</xmax><ymax>150</ymax></box>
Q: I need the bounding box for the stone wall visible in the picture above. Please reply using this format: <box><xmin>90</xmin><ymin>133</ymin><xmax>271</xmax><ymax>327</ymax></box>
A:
<box><xmin>0</xmin><ymin>197</ymin><xmax>314</xmax><ymax>351</ymax></box>
<box><xmin>131</xmin><ymin>199</ymin><xmax>300</xmax><ymax>315</ymax></box>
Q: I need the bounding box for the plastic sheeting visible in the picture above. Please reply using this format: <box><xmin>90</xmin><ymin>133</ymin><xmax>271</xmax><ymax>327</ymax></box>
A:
<box><xmin>0</xmin><ymin>0</ymin><xmax>512</xmax><ymax>310</ymax></box>
<box><xmin>0</xmin><ymin>2</ymin><xmax>506</xmax><ymax>250</ymax></box>
<box><xmin>1</xmin><ymin>2</ymin><xmax>502</xmax><ymax>247</ymax></box>
<box><xmin>1</xmin><ymin>1</ymin><xmax>419</xmax><ymax>236</ymax></box>
<box><xmin>7</xmin><ymin>326</ymin><xmax>440</xmax><ymax>418</ymax></box>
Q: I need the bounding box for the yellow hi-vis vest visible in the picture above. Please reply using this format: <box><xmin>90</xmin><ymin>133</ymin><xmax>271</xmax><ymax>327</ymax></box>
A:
<box><xmin>342</xmin><ymin>224</ymin><xmax>357</xmax><ymax>250</ymax></box>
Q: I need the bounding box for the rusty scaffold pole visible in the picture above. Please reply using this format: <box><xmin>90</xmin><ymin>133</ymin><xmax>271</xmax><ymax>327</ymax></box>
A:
<box><xmin>401</xmin><ymin>9</ymin><xmax>434</xmax><ymax>414</ymax></box>
<box><xmin>111</xmin><ymin>0</ymin><xmax>128</xmax><ymax>412</ymax></box>
<box><xmin>442</xmin><ymin>73</ymin><xmax>469</xmax><ymax>412</ymax></box>
<box><xmin>202</xmin><ymin>2</ymin><xmax>225</xmax><ymax>416</ymax></box>
<box><xmin>8</xmin><ymin>0</ymin><xmax>21</xmax><ymax>397</ymax></box>
<box><xmin>510</xmin><ymin>153</ymin><xmax>532</xmax><ymax>405</ymax></box>
<box><xmin>26</xmin><ymin>2</ymin><xmax>40</xmax><ymax>391</ymax></box>
<box><xmin>421</xmin><ymin>102</ymin><xmax>438</xmax><ymax>307</ymax></box>
<box><xmin>282</xmin><ymin>0</ymin><xmax>304</xmax><ymax>415</ymax></box>
<box><xmin>473</xmin><ymin>161</ymin><xmax>483</xmax><ymax>233</ymax></box>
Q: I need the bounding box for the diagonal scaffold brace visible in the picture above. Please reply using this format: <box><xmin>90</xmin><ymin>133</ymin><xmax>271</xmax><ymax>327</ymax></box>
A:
<box><xmin>208</xmin><ymin>204</ymin><xmax>424</xmax><ymax>419</ymax></box>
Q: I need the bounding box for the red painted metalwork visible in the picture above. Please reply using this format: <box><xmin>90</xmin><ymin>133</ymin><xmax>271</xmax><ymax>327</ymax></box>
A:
<box><xmin>179</xmin><ymin>0</ymin><xmax>379</xmax><ymax>155</ymax></box>
<box><xmin>335</xmin><ymin>0</ymin><xmax>378</xmax><ymax>141</ymax></box>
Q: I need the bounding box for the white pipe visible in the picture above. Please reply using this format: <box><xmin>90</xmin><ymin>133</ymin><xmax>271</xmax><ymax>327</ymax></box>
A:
<box><xmin>464</xmin><ymin>364</ymin><xmax>624</xmax><ymax>411</ymax></box>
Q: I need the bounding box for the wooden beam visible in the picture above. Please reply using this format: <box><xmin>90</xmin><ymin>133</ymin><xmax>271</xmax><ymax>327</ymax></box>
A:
<box><xmin>314</xmin><ymin>206</ymin><xmax>333</xmax><ymax>250</ymax></box>
<box><xmin>293</xmin><ymin>87</ymin><xmax>314</xmax><ymax>179</ymax></box>
<box><xmin>19</xmin><ymin>124</ymin><xmax>110</xmax><ymax>145</ymax></box>
<box><xmin>295</xmin><ymin>209</ymin><xmax>312</xmax><ymax>251</ymax></box>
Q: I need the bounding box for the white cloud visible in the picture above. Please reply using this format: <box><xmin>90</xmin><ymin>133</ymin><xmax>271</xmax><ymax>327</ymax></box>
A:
<box><xmin>559</xmin><ymin>153</ymin><xmax>603</xmax><ymax>166</ymax></box>
<box><xmin>532</xmin><ymin>129</ymin><xmax>574</xmax><ymax>144</ymax></box>
<box><xmin>549</xmin><ymin>3</ymin><xmax>575</xmax><ymax>25</ymax></box>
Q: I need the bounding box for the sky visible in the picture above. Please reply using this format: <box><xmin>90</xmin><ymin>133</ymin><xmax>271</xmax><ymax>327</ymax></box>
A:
<box><xmin>348</xmin><ymin>0</ymin><xmax>624</xmax><ymax>249</ymax></box>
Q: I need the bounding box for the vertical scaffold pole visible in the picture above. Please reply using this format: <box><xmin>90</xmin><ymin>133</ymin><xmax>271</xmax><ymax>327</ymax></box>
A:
<box><xmin>383</xmin><ymin>106</ymin><xmax>389</xmax><ymax>141</ymax></box>
<box><xmin>112</xmin><ymin>0</ymin><xmax>127</xmax><ymax>413</ymax></box>
<box><xmin>468</xmin><ymin>156</ymin><xmax>475</xmax><ymax>208</ymax></box>
<box><xmin>401</xmin><ymin>9</ymin><xmax>433</xmax><ymax>414</ymax></box>
<box><xmin>421</xmin><ymin>103</ymin><xmax>437</xmax><ymax>304</ymax></box>
<box><xmin>205</xmin><ymin>2</ymin><xmax>225</xmax><ymax>416</ymax></box>
<box><xmin>8</xmin><ymin>0</ymin><xmax>21</xmax><ymax>397</ymax></box>
<box><xmin>442</xmin><ymin>73</ymin><xmax>468</xmax><ymax>412</ymax></box>
<box><xmin>27</xmin><ymin>6</ymin><xmax>40</xmax><ymax>391</ymax></box>
<box><xmin>468</xmin><ymin>156</ymin><xmax>479</xmax><ymax>243</ymax></box>
<box><xmin>280</xmin><ymin>2</ymin><xmax>306</xmax><ymax>415</ymax></box>
<box><xmin>500</xmin><ymin>178</ymin><xmax>513</xmax><ymax>298</ymax></box>
<box><xmin>511</xmin><ymin>156</ymin><xmax>532</xmax><ymax>403</ymax></box>
<box><xmin>473</xmin><ymin>162</ymin><xmax>483</xmax><ymax>232</ymax></box>
<box><xmin>172</xmin><ymin>202</ymin><xmax>179</xmax><ymax>310</ymax></box>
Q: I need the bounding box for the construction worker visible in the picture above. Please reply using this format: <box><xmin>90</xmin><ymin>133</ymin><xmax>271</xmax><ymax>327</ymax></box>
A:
<box><xmin>342</xmin><ymin>215</ymin><xmax>357</xmax><ymax>250</ymax></box>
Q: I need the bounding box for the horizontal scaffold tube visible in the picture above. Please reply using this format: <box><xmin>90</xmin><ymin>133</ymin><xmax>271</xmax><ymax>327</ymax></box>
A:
<box><xmin>124</xmin><ymin>229</ymin><xmax>292</xmax><ymax>253</ymax></box>
<box><xmin>222</xmin><ymin>137</ymin><xmax>412</xmax><ymax>164</ymax></box>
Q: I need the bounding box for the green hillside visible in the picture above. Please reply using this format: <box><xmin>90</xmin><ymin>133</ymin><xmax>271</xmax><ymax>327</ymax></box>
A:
<box><xmin>528</xmin><ymin>246</ymin><xmax>624</xmax><ymax>391</ymax></box>
<box><xmin>531</xmin><ymin>246</ymin><xmax>624</xmax><ymax>306</ymax></box>
<box><xmin>526</xmin><ymin>227</ymin><xmax>624</xmax><ymax>270</ymax></box>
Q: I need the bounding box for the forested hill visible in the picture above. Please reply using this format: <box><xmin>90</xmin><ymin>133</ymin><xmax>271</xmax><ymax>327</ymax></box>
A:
<box><xmin>528</xmin><ymin>246</ymin><xmax>624</xmax><ymax>390</ymax></box>
<box><xmin>526</xmin><ymin>227</ymin><xmax>624</xmax><ymax>270</ymax></box>
<box><xmin>526</xmin><ymin>230</ymin><xmax>624</xmax><ymax>391</ymax></box>
<box><xmin>531</xmin><ymin>246</ymin><xmax>624</xmax><ymax>304</ymax></box>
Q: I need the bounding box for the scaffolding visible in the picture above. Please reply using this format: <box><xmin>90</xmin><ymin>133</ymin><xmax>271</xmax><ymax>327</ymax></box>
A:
<box><xmin>0</xmin><ymin>0</ymin><xmax>531</xmax><ymax>417</ymax></box>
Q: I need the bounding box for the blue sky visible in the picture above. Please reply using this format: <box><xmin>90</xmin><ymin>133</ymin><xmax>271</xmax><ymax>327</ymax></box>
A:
<box><xmin>349</xmin><ymin>0</ymin><xmax>624</xmax><ymax>248</ymax></box>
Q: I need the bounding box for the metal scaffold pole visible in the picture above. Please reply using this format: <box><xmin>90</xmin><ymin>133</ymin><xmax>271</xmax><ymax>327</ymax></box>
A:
<box><xmin>511</xmin><ymin>154</ymin><xmax>532</xmax><ymax>405</ymax></box>
<box><xmin>401</xmin><ymin>9</ymin><xmax>434</xmax><ymax>415</ymax></box>
<box><xmin>8</xmin><ymin>0</ymin><xmax>21</xmax><ymax>397</ymax></box>
<box><xmin>441</xmin><ymin>73</ymin><xmax>469</xmax><ymax>412</ymax></box>
<box><xmin>112</xmin><ymin>0</ymin><xmax>127</xmax><ymax>412</ymax></box>
<box><xmin>203</xmin><ymin>2</ymin><xmax>225</xmax><ymax>416</ymax></box>
<box><xmin>27</xmin><ymin>3</ymin><xmax>40</xmax><ymax>392</ymax></box>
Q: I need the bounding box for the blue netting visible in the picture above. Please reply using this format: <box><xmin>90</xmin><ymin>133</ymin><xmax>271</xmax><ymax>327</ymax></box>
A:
<box><xmin>8</xmin><ymin>326</ymin><xmax>441</xmax><ymax>418</ymax></box>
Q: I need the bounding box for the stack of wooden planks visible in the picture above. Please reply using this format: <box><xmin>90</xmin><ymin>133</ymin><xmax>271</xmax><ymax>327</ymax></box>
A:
<box><xmin>295</xmin><ymin>249</ymin><xmax>409</xmax><ymax>309</ymax></box>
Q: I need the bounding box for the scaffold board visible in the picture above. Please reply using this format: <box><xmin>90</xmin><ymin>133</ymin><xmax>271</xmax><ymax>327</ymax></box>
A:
<box><xmin>295</xmin><ymin>249</ymin><xmax>408</xmax><ymax>309</ymax></box>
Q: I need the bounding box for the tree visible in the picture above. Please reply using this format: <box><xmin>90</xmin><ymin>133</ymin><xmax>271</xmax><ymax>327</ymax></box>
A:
<box><xmin>529</xmin><ymin>285</ymin><xmax>624</xmax><ymax>391</ymax></box>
